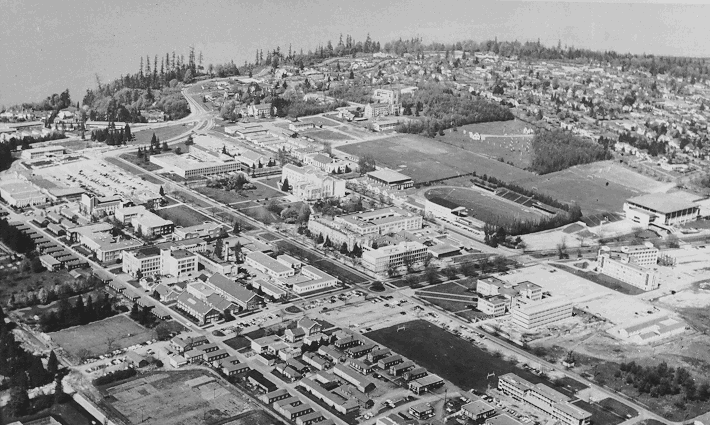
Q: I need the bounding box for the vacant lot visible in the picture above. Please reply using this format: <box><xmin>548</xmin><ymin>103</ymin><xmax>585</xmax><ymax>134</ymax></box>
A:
<box><xmin>366</xmin><ymin>320</ymin><xmax>556</xmax><ymax>392</ymax></box>
<box><xmin>552</xmin><ymin>264</ymin><xmax>645</xmax><ymax>296</ymax></box>
<box><xmin>102</xmin><ymin>370</ymin><xmax>255</xmax><ymax>425</ymax></box>
<box><xmin>155</xmin><ymin>205</ymin><xmax>213</xmax><ymax>227</ymax></box>
<box><xmin>339</xmin><ymin>134</ymin><xmax>534</xmax><ymax>184</ymax></box>
<box><xmin>437</xmin><ymin>120</ymin><xmax>534</xmax><ymax>168</ymax></box>
<box><xmin>131</xmin><ymin>124</ymin><xmax>192</xmax><ymax>146</ymax></box>
<box><xmin>51</xmin><ymin>315</ymin><xmax>154</xmax><ymax>360</ymax></box>
<box><xmin>513</xmin><ymin>161</ymin><xmax>652</xmax><ymax>215</ymax></box>
<box><xmin>425</xmin><ymin>187</ymin><xmax>542</xmax><ymax>226</ymax></box>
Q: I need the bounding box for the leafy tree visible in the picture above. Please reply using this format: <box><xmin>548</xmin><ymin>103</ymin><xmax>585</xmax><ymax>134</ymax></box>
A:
<box><xmin>358</xmin><ymin>153</ymin><xmax>376</xmax><ymax>173</ymax></box>
<box><xmin>185</xmin><ymin>134</ymin><xmax>194</xmax><ymax>145</ymax></box>
<box><xmin>161</xmin><ymin>141</ymin><xmax>169</xmax><ymax>152</ymax></box>
<box><xmin>339</xmin><ymin>242</ymin><xmax>349</xmax><ymax>254</ymax></box>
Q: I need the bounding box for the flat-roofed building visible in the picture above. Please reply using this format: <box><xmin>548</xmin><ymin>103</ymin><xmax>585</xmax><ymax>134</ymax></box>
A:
<box><xmin>277</xmin><ymin>265</ymin><xmax>338</xmax><ymax>294</ymax></box>
<box><xmin>460</xmin><ymin>400</ymin><xmax>496</xmax><ymax>421</ymax></box>
<box><xmin>624</xmin><ymin>193</ymin><xmax>699</xmax><ymax>228</ymax></box>
<box><xmin>246</xmin><ymin>251</ymin><xmax>295</xmax><ymax>278</ymax></box>
<box><xmin>372</xmin><ymin>118</ymin><xmax>400</xmax><ymax>132</ymax></box>
<box><xmin>498</xmin><ymin>373</ymin><xmax>591</xmax><ymax>425</ymax></box>
<box><xmin>364</xmin><ymin>102</ymin><xmax>391</xmax><ymax>119</ymax></box>
<box><xmin>150</xmin><ymin>152</ymin><xmax>242</xmax><ymax>178</ymax></box>
<box><xmin>408</xmin><ymin>374</ymin><xmax>444</xmax><ymax>394</ymax></box>
<box><xmin>79</xmin><ymin>193</ymin><xmax>121</xmax><ymax>216</ymax></box>
<box><xmin>486</xmin><ymin>414</ymin><xmax>524</xmax><ymax>425</ymax></box>
<box><xmin>115</xmin><ymin>205</ymin><xmax>147</xmax><ymax>224</ymax></box>
<box><xmin>173</xmin><ymin>222</ymin><xmax>223</xmax><ymax>240</ymax></box>
<box><xmin>21</xmin><ymin>145</ymin><xmax>64</xmax><ymax>160</ymax></box>
<box><xmin>131</xmin><ymin>211</ymin><xmax>174</xmax><ymax>237</ymax></box>
<box><xmin>281</xmin><ymin>164</ymin><xmax>345</xmax><ymax>201</ymax></box>
<box><xmin>70</xmin><ymin>222</ymin><xmax>143</xmax><ymax>262</ymax></box>
<box><xmin>596</xmin><ymin>245</ymin><xmax>660</xmax><ymax>291</ymax></box>
<box><xmin>0</xmin><ymin>180</ymin><xmax>47</xmax><ymax>207</ymax></box>
<box><xmin>362</xmin><ymin>241</ymin><xmax>428</xmax><ymax>274</ymax></box>
<box><xmin>335</xmin><ymin>207</ymin><xmax>422</xmax><ymax>236</ymax></box>
<box><xmin>366</xmin><ymin>169</ymin><xmax>413</xmax><ymax>190</ymax></box>
<box><xmin>511</xmin><ymin>298</ymin><xmax>573</xmax><ymax>330</ymax></box>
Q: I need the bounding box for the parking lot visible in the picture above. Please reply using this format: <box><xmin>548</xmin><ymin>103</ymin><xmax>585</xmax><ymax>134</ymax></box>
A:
<box><xmin>33</xmin><ymin>158</ymin><xmax>161</xmax><ymax>201</ymax></box>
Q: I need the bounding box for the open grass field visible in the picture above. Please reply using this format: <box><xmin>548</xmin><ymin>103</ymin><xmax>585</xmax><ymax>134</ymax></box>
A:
<box><xmin>418</xmin><ymin>280</ymin><xmax>477</xmax><ymax>296</ymax></box>
<box><xmin>436</xmin><ymin>120</ymin><xmax>534</xmax><ymax>168</ymax></box>
<box><xmin>365</xmin><ymin>319</ymin><xmax>555</xmax><ymax>392</ymax></box>
<box><xmin>102</xmin><ymin>370</ymin><xmax>256</xmax><ymax>425</ymax></box>
<box><xmin>224</xmin><ymin>336</ymin><xmax>252</xmax><ymax>350</ymax></box>
<box><xmin>339</xmin><ymin>134</ymin><xmax>535</xmax><ymax>184</ymax></box>
<box><xmin>307</xmin><ymin>129</ymin><xmax>354</xmax><ymax>141</ymax></box>
<box><xmin>198</xmin><ymin>182</ymin><xmax>285</xmax><ymax>205</ymax></box>
<box><xmin>425</xmin><ymin>187</ymin><xmax>542</xmax><ymax>226</ymax></box>
<box><xmin>300</xmin><ymin>116</ymin><xmax>340</xmax><ymax>127</ymax></box>
<box><xmin>131</xmin><ymin>124</ymin><xmax>192</xmax><ymax>145</ymax></box>
<box><xmin>512</xmin><ymin>161</ymin><xmax>654</xmax><ymax>215</ymax></box>
<box><xmin>155</xmin><ymin>205</ymin><xmax>213</xmax><ymax>227</ymax></box>
<box><xmin>417</xmin><ymin>295</ymin><xmax>472</xmax><ymax>313</ymax></box>
<box><xmin>573</xmin><ymin>399</ymin><xmax>637</xmax><ymax>425</ymax></box>
<box><xmin>51</xmin><ymin>315</ymin><xmax>154</xmax><ymax>359</ymax></box>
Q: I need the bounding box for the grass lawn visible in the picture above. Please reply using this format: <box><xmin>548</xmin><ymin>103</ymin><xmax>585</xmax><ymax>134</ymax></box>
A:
<box><xmin>0</xmin><ymin>269</ymin><xmax>74</xmax><ymax>308</ymax></box>
<box><xmin>237</xmin><ymin>205</ymin><xmax>282</xmax><ymax>225</ymax></box>
<box><xmin>274</xmin><ymin>239</ymin><xmax>368</xmax><ymax>285</ymax></box>
<box><xmin>224</xmin><ymin>336</ymin><xmax>251</xmax><ymax>350</ymax></box>
<box><xmin>131</xmin><ymin>124</ymin><xmax>192</xmax><ymax>145</ymax></box>
<box><xmin>417</xmin><ymin>295</ymin><xmax>474</xmax><ymax>313</ymax></box>
<box><xmin>417</xmin><ymin>281</ymin><xmax>476</xmax><ymax>296</ymax></box>
<box><xmin>436</xmin><ymin>123</ymin><xmax>533</xmax><ymax>169</ymax></box>
<box><xmin>155</xmin><ymin>205</ymin><xmax>214</xmax><ymax>227</ymax></box>
<box><xmin>455</xmin><ymin>309</ymin><xmax>489</xmax><ymax>321</ymax></box>
<box><xmin>196</xmin><ymin>182</ymin><xmax>284</xmax><ymax>205</ymax></box>
<box><xmin>552</xmin><ymin>264</ymin><xmax>646</xmax><ymax>296</ymax></box>
<box><xmin>425</xmin><ymin>186</ymin><xmax>542</xmax><ymax>227</ymax></box>
<box><xmin>51</xmin><ymin>315</ymin><xmax>155</xmax><ymax>360</ymax></box>
<box><xmin>307</xmin><ymin>129</ymin><xmax>354</xmax><ymax>141</ymax></box>
<box><xmin>300</xmin><ymin>116</ymin><xmax>340</xmax><ymax>127</ymax></box>
<box><xmin>99</xmin><ymin>370</ymin><xmax>254</xmax><ymax>425</ymax></box>
<box><xmin>365</xmin><ymin>319</ymin><xmax>553</xmax><ymax>392</ymax></box>
<box><xmin>339</xmin><ymin>134</ymin><xmax>535</xmax><ymax>184</ymax></box>
<box><xmin>257</xmin><ymin>232</ymin><xmax>281</xmax><ymax>242</ymax></box>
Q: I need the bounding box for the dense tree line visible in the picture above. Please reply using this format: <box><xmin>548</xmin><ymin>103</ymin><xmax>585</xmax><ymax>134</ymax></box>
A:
<box><xmin>617</xmin><ymin>361</ymin><xmax>710</xmax><ymax>402</ymax></box>
<box><xmin>483</xmin><ymin>205</ymin><xmax>583</xmax><ymax>247</ymax></box>
<box><xmin>618</xmin><ymin>132</ymin><xmax>667</xmax><ymax>157</ymax></box>
<box><xmin>0</xmin><ymin>143</ymin><xmax>15</xmax><ymax>171</ymax></box>
<box><xmin>7</xmin><ymin>275</ymin><xmax>102</xmax><ymax>311</ymax></box>
<box><xmin>38</xmin><ymin>292</ymin><xmax>119</xmax><ymax>333</ymax></box>
<box><xmin>90</xmin><ymin>123</ymin><xmax>132</xmax><ymax>145</ymax></box>
<box><xmin>16</xmin><ymin>89</ymin><xmax>72</xmax><ymax>112</ymax></box>
<box><xmin>94</xmin><ymin>368</ymin><xmax>136</xmax><ymax>386</ymax></box>
<box><xmin>0</xmin><ymin>219</ymin><xmax>35</xmax><ymax>253</ymax></box>
<box><xmin>0</xmin><ymin>306</ymin><xmax>59</xmax><ymax>419</ymax></box>
<box><xmin>530</xmin><ymin>130</ymin><xmax>612</xmax><ymax>174</ymax></box>
<box><xmin>272</xmin><ymin>97</ymin><xmax>347</xmax><ymax>118</ymax></box>
<box><xmin>397</xmin><ymin>84</ymin><xmax>514</xmax><ymax>137</ymax></box>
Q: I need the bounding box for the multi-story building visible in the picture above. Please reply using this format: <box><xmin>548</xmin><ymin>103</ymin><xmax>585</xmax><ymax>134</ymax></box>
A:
<box><xmin>477</xmin><ymin>276</ymin><xmax>542</xmax><ymax>308</ymax></box>
<box><xmin>498</xmin><ymin>373</ymin><xmax>591</xmax><ymax>425</ymax></box>
<box><xmin>176</xmin><ymin>291</ymin><xmax>221</xmax><ymax>325</ymax></box>
<box><xmin>150</xmin><ymin>152</ymin><xmax>242</xmax><ymax>178</ymax></box>
<box><xmin>511</xmin><ymin>298</ymin><xmax>573</xmax><ymax>330</ymax></box>
<box><xmin>477</xmin><ymin>296</ymin><xmax>509</xmax><ymax>316</ymax></box>
<box><xmin>115</xmin><ymin>205</ymin><xmax>147</xmax><ymax>224</ymax></box>
<box><xmin>597</xmin><ymin>246</ymin><xmax>660</xmax><ymax>291</ymax></box>
<box><xmin>122</xmin><ymin>246</ymin><xmax>198</xmax><ymax>278</ymax></box>
<box><xmin>79</xmin><ymin>193</ymin><xmax>121</xmax><ymax>216</ymax></box>
<box><xmin>302</xmin><ymin>153</ymin><xmax>347</xmax><ymax>173</ymax></box>
<box><xmin>69</xmin><ymin>223</ymin><xmax>143</xmax><ymax>263</ymax></box>
<box><xmin>280</xmin><ymin>164</ymin><xmax>345</xmax><ymax>201</ymax></box>
<box><xmin>364</xmin><ymin>102</ymin><xmax>391</xmax><ymax>118</ymax></box>
<box><xmin>277</xmin><ymin>265</ymin><xmax>339</xmax><ymax>294</ymax></box>
<box><xmin>204</xmin><ymin>272</ymin><xmax>262</xmax><ymax>311</ymax></box>
<box><xmin>361</xmin><ymin>241</ymin><xmax>428</xmax><ymax>274</ymax></box>
<box><xmin>307</xmin><ymin>216</ymin><xmax>371</xmax><ymax>252</ymax></box>
<box><xmin>131</xmin><ymin>211</ymin><xmax>174</xmax><ymax>237</ymax></box>
<box><xmin>373</xmin><ymin>89</ymin><xmax>400</xmax><ymax>104</ymax></box>
<box><xmin>335</xmin><ymin>207</ymin><xmax>422</xmax><ymax>236</ymax></box>
<box><xmin>372</xmin><ymin>119</ymin><xmax>400</xmax><ymax>132</ymax></box>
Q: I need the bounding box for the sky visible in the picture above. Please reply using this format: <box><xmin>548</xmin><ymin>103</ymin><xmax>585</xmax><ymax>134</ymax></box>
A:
<box><xmin>1</xmin><ymin>0</ymin><xmax>709</xmax><ymax>107</ymax></box>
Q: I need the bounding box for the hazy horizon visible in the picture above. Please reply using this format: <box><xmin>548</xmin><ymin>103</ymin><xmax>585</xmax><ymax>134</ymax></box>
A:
<box><xmin>1</xmin><ymin>0</ymin><xmax>709</xmax><ymax>107</ymax></box>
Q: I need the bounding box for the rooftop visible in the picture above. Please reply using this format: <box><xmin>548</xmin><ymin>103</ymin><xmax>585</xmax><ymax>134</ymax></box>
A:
<box><xmin>367</xmin><ymin>169</ymin><xmax>412</xmax><ymax>184</ymax></box>
<box><xmin>626</xmin><ymin>193</ymin><xmax>698</xmax><ymax>214</ymax></box>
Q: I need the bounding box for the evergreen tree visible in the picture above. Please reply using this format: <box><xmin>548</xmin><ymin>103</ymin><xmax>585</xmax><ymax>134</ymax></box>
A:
<box><xmin>150</xmin><ymin>132</ymin><xmax>157</xmax><ymax>147</ymax></box>
<box><xmin>7</xmin><ymin>383</ymin><xmax>30</xmax><ymax>418</ymax></box>
<box><xmin>281</xmin><ymin>178</ymin><xmax>289</xmax><ymax>191</ymax></box>
<box><xmin>159</xmin><ymin>186</ymin><xmax>165</xmax><ymax>197</ymax></box>
<box><xmin>214</xmin><ymin>238</ymin><xmax>224</xmax><ymax>260</ymax></box>
<box><xmin>47</xmin><ymin>350</ymin><xmax>59</xmax><ymax>377</ymax></box>
<box><xmin>54</xmin><ymin>376</ymin><xmax>68</xmax><ymax>404</ymax></box>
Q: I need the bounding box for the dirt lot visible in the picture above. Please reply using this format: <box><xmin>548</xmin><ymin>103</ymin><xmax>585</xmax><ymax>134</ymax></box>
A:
<box><xmin>339</xmin><ymin>134</ymin><xmax>534</xmax><ymax>183</ymax></box>
<box><xmin>155</xmin><ymin>205</ymin><xmax>214</xmax><ymax>227</ymax></box>
<box><xmin>102</xmin><ymin>370</ymin><xmax>258</xmax><ymax>425</ymax></box>
<box><xmin>425</xmin><ymin>186</ymin><xmax>542</xmax><ymax>226</ymax></box>
<box><xmin>51</xmin><ymin>315</ymin><xmax>155</xmax><ymax>360</ymax></box>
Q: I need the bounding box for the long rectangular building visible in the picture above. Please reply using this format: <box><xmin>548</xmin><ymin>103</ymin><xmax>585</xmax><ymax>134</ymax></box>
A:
<box><xmin>362</xmin><ymin>241</ymin><xmax>428</xmax><ymax>274</ymax></box>
<box><xmin>624</xmin><ymin>193</ymin><xmax>699</xmax><ymax>228</ymax></box>
<box><xmin>511</xmin><ymin>298</ymin><xmax>573</xmax><ymax>330</ymax></box>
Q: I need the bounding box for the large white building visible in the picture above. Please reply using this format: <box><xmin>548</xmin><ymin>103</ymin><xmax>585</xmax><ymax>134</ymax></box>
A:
<box><xmin>277</xmin><ymin>265</ymin><xmax>339</xmax><ymax>294</ymax></box>
<box><xmin>334</xmin><ymin>207</ymin><xmax>422</xmax><ymax>236</ymax></box>
<box><xmin>280</xmin><ymin>164</ymin><xmax>345</xmax><ymax>201</ymax></box>
<box><xmin>131</xmin><ymin>211</ymin><xmax>174</xmax><ymax>237</ymax></box>
<box><xmin>0</xmin><ymin>180</ymin><xmax>47</xmax><ymax>208</ymax></box>
<box><xmin>624</xmin><ymin>193</ymin><xmax>699</xmax><ymax>229</ymax></box>
<box><xmin>366</xmin><ymin>169</ymin><xmax>414</xmax><ymax>190</ymax></box>
<box><xmin>597</xmin><ymin>246</ymin><xmax>660</xmax><ymax>291</ymax></box>
<box><xmin>511</xmin><ymin>298</ymin><xmax>573</xmax><ymax>330</ymax></box>
<box><xmin>150</xmin><ymin>152</ymin><xmax>242</xmax><ymax>178</ymax></box>
<box><xmin>20</xmin><ymin>145</ymin><xmax>65</xmax><ymax>160</ymax></box>
<box><xmin>245</xmin><ymin>252</ymin><xmax>296</xmax><ymax>279</ymax></box>
<box><xmin>122</xmin><ymin>246</ymin><xmax>198</xmax><ymax>278</ymax></box>
<box><xmin>361</xmin><ymin>241</ymin><xmax>428</xmax><ymax>274</ymax></box>
<box><xmin>69</xmin><ymin>223</ymin><xmax>143</xmax><ymax>263</ymax></box>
